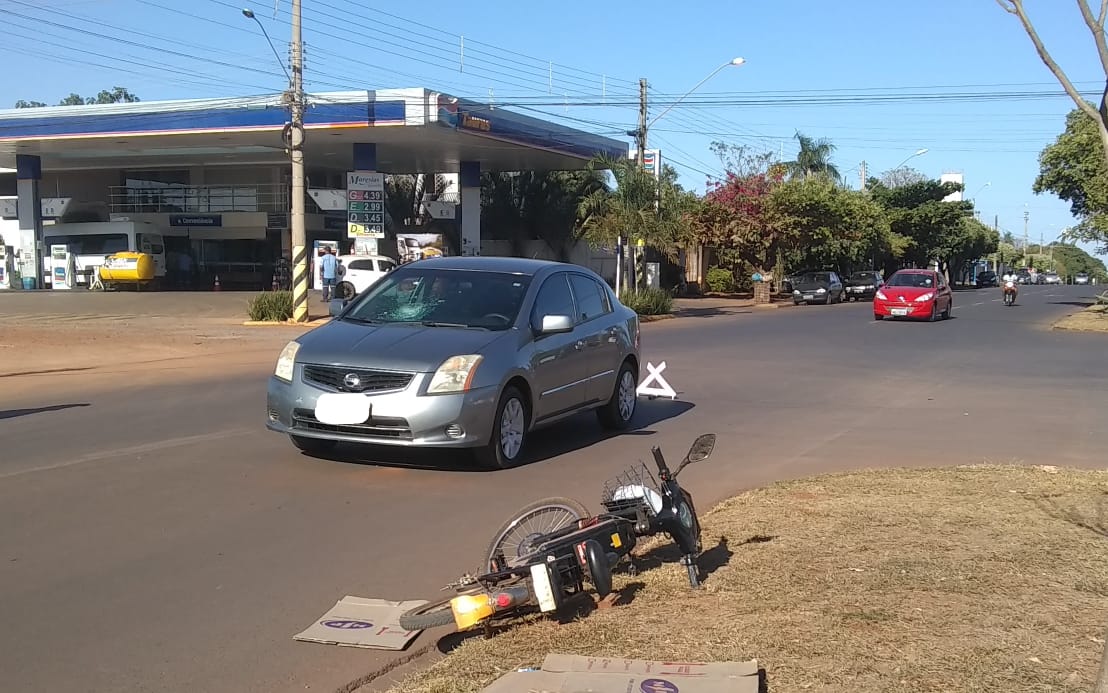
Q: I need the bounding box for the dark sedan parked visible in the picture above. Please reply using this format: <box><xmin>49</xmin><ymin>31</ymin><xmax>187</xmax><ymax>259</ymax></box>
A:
<box><xmin>791</xmin><ymin>271</ymin><xmax>845</xmax><ymax>305</ymax></box>
<box><xmin>843</xmin><ymin>270</ymin><xmax>884</xmax><ymax>301</ymax></box>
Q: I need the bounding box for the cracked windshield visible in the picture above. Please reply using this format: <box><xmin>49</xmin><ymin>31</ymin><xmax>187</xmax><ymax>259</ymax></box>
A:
<box><xmin>343</xmin><ymin>269</ymin><xmax>531</xmax><ymax>329</ymax></box>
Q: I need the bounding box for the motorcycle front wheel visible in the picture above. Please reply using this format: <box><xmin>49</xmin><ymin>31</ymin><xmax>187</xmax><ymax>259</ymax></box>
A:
<box><xmin>485</xmin><ymin>497</ymin><xmax>590</xmax><ymax>572</ymax></box>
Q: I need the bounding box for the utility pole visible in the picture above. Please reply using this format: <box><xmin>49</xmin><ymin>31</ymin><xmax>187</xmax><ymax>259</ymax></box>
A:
<box><xmin>994</xmin><ymin>214</ymin><xmax>1000</xmax><ymax>272</ymax></box>
<box><xmin>1023</xmin><ymin>209</ymin><xmax>1030</xmax><ymax>269</ymax></box>
<box><xmin>288</xmin><ymin>0</ymin><xmax>308</xmax><ymax>322</ymax></box>
<box><xmin>617</xmin><ymin>77</ymin><xmax>647</xmax><ymax>299</ymax></box>
<box><xmin>860</xmin><ymin>160</ymin><xmax>867</xmax><ymax>191</ymax></box>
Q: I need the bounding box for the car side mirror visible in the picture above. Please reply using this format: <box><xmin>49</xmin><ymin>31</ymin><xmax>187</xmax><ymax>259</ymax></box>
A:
<box><xmin>328</xmin><ymin>298</ymin><xmax>348</xmax><ymax>317</ymax></box>
<box><xmin>538</xmin><ymin>314</ymin><xmax>574</xmax><ymax>334</ymax></box>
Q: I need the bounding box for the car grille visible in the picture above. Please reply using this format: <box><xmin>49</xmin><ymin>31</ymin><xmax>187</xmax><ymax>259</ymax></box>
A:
<box><xmin>291</xmin><ymin>409</ymin><xmax>413</xmax><ymax>440</ymax></box>
<box><xmin>302</xmin><ymin>364</ymin><xmax>414</xmax><ymax>393</ymax></box>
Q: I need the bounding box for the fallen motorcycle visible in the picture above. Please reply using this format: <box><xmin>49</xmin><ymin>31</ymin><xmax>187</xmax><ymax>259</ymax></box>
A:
<box><xmin>398</xmin><ymin>433</ymin><xmax>717</xmax><ymax>634</ymax></box>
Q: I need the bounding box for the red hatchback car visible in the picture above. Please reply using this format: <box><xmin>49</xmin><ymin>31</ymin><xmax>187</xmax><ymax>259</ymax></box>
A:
<box><xmin>873</xmin><ymin>269</ymin><xmax>953</xmax><ymax>321</ymax></box>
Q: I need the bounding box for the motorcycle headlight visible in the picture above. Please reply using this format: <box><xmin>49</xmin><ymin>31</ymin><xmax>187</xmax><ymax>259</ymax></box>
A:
<box><xmin>915</xmin><ymin>292</ymin><xmax>934</xmax><ymax>302</ymax></box>
<box><xmin>274</xmin><ymin>341</ymin><xmax>300</xmax><ymax>382</ymax></box>
<box><xmin>427</xmin><ymin>354</ymin><xmax>483</xmax><ymax>394</ymax></box>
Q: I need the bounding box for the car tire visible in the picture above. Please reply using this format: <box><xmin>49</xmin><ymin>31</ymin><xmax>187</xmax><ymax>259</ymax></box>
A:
<box><xmin>942</xmin><ymin>300</ymin><xmax>952</xmax><ymax>320</ymax></box>
<box><xmin>874</xmin><ymin>313</ymin><xmax>882</xmax><ymax>321</ymax></box>
<box><xmin>336</xmin><ymin>280</ymin><xmax>356</xmax><ymax>300</ymax></box>
<box><xmin>474</xmin><ymin>385</ymin><xmax>529</xmax><ymax>470</ymax></box>
<box><xmin>928</xmin><ymin>302</ymin><xmax>938</xmax><ymax>322</ymax></box>
<box><xmin>289</xmin><ymin>435</ymin><xmax>338</xmax><ymax>455</ymax></box>
<box><xmin>597</xmin><ymin>360</ymin><xmax>638</xmax><ymax>431</ymax></box>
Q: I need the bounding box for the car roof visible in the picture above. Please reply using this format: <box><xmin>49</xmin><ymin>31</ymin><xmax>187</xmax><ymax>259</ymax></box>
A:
<box><xmin>893</xmin><ymin>269</ymin><xmax>934</xmax><ymax>275</ymax></box>
<box><xmin>337</xmin><ymin>254</ymin><xmax>393</xmax><ymax>261</ymax></box>
<box><xmin>403</xmin><ymin>255</ymin><xmax>584</xmax><ymax>276</ymax></box>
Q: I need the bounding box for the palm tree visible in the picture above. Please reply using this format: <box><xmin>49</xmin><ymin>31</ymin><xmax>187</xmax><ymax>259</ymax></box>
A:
<box><xmin>785</xmin><ymin>131</ymin><xmax>841</xmax><ymax>183</ymax></box>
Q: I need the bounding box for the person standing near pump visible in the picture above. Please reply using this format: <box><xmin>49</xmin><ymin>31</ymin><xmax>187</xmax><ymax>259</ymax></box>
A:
<box><xmin>320</xmin><ymin>246</ymin><xmax>339</xmax><ymax>302</ymax></box>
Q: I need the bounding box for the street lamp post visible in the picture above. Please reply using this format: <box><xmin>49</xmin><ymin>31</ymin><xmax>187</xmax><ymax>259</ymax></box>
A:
<box><xmin>893</xmin><ymin>148</ymin><xmax>929</xmax><ymax>171</ymax></box>
<box><xmin>243</xmin><ymin>4</ymin><xmax>308</xmax><ymax>322</ymax></box>
<box><xmin>621</xmin><ymin>57</ymin><xmax>745</xmax><ymax>298</ymax></box>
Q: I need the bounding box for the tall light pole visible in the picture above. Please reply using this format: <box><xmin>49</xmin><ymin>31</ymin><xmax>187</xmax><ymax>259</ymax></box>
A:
<box><xmin>893</xmin><ymin>147</ymin><xmax>929</xmax><ymax>171</ymax></box>
<box><xmin>621</xmin><ymin>57</ymin><xmax>745</xmax><ymax>297</ymax></box>
<box><xmin>243</xmin><ymin>4</ymin><xmax>307</xmax><ymax>322</ymax></box>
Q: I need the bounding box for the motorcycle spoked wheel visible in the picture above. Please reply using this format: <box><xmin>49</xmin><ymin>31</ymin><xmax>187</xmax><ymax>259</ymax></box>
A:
<box><xmin>484</xmin><ymin>497</ymin><xmax>591</xmax><ymax>573</ymax></box>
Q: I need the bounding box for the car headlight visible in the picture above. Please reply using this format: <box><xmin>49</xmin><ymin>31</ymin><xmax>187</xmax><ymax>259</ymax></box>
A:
<box><xmin>792</xmin><ymin>289</ymin><xmax>800</xmax><ymax>295</ymax></box>
<box><xmin>875</xmin><ymin>290</ymin><xmax>888</xmax><ymax>300</ymax></box>
<box><xmin>816</xmin><ymin>287</ymin><xmax>827</xmax><ymax>293</ymax></box>
<box><xmin>274</xmin><ymin>341</ymin><xmax>300</xmax><ymax>382</ymax></box>
<box><xmin>427</xmin><ymin>354</ymin><xmax>484</xmax><ymax>394</ymax></box>
<box><xmin>915</xmin><ymin>292</ymin><xmax>934</xmax><ymax>302</ymax></box>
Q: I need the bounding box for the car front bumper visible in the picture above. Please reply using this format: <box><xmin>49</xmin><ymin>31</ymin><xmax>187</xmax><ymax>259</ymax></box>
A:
<box><xmin>874</xmin><ymin>299</ymin><xmax>934</xmax><ymax>318</ymax></box>
<box><xmin>845</xmin><ymin>286</ymin><xmax>877</xmax><ymax>298</ymax></box>
<box><xmin>266</xmin><ymin>368</ymin><xmax>500</xmax><ymax>448</ymax></box>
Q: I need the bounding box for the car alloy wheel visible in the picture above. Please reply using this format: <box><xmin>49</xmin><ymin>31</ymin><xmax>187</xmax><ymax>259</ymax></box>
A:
<box><xmin>598</xmin><ymin>361</ymin><xmax>638</xmax><ymax>430</ymax></box>
<box><xmin>500</xmin><ymin>397</ymin><xmax>525</xmax><ymax>460</ymax></box>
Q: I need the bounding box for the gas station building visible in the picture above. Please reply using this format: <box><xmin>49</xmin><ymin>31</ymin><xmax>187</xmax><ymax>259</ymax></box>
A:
<box><xmin>0</xmin><ymin>88</ymin><xmax>626</xmax><ymax>289</ymax></box>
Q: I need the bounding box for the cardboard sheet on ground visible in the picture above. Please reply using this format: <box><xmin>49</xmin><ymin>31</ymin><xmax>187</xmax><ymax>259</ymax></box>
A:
<box><xmin>479</xmin><ymin>653</ymin><xmax>761</xmax><ymax>693</ymax></box>
<box><xmin>294</xmin><ymin>596</ymin><xmax>427</xmax><ymax>650</ymax></box>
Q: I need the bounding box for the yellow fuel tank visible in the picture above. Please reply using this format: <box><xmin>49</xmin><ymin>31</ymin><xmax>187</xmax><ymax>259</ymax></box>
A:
<box><xmin>99</xmin><ymin>252</ymin><xmax>155</xmax><ymax>282</ymax></box>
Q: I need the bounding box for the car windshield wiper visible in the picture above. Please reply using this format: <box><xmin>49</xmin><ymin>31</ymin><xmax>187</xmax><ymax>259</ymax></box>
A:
<box><xmin>342</xmin><ymin>316</ymin><xmax>381</xmax><ymax>325</ymax></box>
<box><xmin>421</xmin><ymin>320</ymin><xmax>487</xmax><ymax>330</ymax></box>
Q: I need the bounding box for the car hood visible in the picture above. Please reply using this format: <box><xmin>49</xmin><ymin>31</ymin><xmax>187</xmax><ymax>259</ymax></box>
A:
<box><xmin>296</xmin><ymin>319</ymin><xmax>505</xmax><ymax>372</ymax></box>
<box><xmin>880</xmin><ymin>285</ymin><xmax>935</xmax><ymax>300</ymax></box>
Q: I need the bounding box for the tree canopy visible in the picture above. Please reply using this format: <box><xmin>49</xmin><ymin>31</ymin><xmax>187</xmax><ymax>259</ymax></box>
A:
<box><xmin>1034</xmin><ymin>106</ymin><xmax>1108</xmax><ymax>251</ymax></box>
<box><xmin>14</xmin><ymin>86</ymin><xmax>140</xmax><ymax>108</ymax></box>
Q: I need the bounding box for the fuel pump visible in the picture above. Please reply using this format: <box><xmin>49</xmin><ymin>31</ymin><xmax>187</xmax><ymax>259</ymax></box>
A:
<box><xmin>0</xmin><ymin>244</ymin><xmax>12</xmax><ymax>290</ymax></box>
<box><xmin>50</xmin><ymin>243</ymin><xmax>74</xmax><ymax>290</ymax></box>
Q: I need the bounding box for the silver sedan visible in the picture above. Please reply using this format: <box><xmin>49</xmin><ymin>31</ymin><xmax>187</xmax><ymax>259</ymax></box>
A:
<box><xmin>266</xmin><ymin>256</ymin><xmax>642</xmax><ymax>468</ymax></box>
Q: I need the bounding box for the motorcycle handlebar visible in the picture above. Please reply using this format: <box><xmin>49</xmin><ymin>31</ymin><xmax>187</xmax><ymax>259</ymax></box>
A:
<box><xmin>651</xmin><ymin>446</ymin><xmax>671</xmax><ymax>476</ymax></box>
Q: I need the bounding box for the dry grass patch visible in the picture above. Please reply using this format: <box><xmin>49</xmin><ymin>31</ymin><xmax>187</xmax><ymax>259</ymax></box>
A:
<box><xmin>385</xmin><ymin>465</ymin><xmax>1108</xmax><ymax>693</ymax></box>
<box><xmin>1054</xmin><ymin>303</ymin><xmax>1108</xmax><ymax>332</ymax></box>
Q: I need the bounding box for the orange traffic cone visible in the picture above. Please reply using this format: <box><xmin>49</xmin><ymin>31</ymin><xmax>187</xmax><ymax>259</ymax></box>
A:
<box><xmin>213</xmin><ymin>274</ymin><xmax>222</xmax><ymax>291</ymax></box>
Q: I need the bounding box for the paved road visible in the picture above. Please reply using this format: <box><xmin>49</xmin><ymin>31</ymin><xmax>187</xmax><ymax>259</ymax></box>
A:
<box><xmin>1</xmin><ymin>284</ymin><xmax>1105</xmax><ymax>693</ymax></box>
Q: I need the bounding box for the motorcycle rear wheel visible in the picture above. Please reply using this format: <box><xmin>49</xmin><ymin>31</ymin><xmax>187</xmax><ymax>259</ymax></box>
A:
<box><xmin>398</xmin><ymin>586</ymin><xmax>486</xmax><ymax>631</ymax></box>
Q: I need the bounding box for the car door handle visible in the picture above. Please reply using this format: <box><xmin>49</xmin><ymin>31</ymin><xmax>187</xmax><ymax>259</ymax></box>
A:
<box><xmin>575</xmin><ymin>340</ymin><xmax>585</xmax><ymax>350</ymax></box>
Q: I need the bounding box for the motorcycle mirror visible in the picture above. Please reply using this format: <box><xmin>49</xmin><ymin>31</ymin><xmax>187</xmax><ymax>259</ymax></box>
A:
<box><xmin>674</xmin><ymin>433</ymin><xmax>716</xmax><ymax>477</ymax></box>
<box><xmin>686</xmin><ymin>433</ymin><xmax>716</xmax><ymax>463</ymax></box>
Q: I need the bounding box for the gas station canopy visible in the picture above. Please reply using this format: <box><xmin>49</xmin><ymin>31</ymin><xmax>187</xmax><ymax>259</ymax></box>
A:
<box><xmin>0</xmin><ymin>88</ymin><xmax>628</xmax><ymax>173</ymax></box>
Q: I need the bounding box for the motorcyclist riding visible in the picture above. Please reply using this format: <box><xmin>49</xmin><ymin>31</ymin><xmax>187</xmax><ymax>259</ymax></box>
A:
<box><xmin>1002</xmin><ymin>270</ymin><xmax>1018</xmax><ymax>305</ymax></box>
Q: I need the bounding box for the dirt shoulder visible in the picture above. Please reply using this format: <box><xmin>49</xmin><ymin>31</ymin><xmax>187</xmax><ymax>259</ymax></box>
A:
<box><xmin>384</xmin><ymin>465</ymin><xmax>1108</xmax><ymax>693</ymax></box>
<box><xmin>1054</xmin><ymin>303</ymin><xmax>1108</xmax><ymax>332</ymax></box>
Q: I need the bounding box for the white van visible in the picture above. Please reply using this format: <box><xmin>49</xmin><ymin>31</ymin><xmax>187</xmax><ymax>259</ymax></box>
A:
<box><xmin>41</xmin><ymin>221</ymin><xmax>168</xmax><ymax>287</ymax></box>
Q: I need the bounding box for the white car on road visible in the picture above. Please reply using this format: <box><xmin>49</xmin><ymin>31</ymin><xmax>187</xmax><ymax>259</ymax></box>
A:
<box><xmin>337</xmin><ymin>254</ymin><xmax>397</xmax><ymax>298</ymax></box>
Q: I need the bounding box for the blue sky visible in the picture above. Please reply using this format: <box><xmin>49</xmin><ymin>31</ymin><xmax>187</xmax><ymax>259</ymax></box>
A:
<box><xmin>1</xmin><ymin>0</ymin><xmax>1102</xmax><ymax>254</ymax></box>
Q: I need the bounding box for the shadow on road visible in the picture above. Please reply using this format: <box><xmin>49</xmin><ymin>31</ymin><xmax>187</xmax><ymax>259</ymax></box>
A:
<box><xmin>0</xmin><ymin>403</ymin><xmax>90</xmax><ymax>420</ymax></box>
<box><xmin>311</xmin><ymin>398</ymin><xmax>695</xmax><ymax>472</ymax></box>
<box><xmin>1049</xmin><ymin>300</ymin><xmax>1095</xmax><ymax>308</ymax></box>
<box><xmin>675</xmin><ymin>306</ymin><xmax>754</xmax><ymax>319</ymax></box>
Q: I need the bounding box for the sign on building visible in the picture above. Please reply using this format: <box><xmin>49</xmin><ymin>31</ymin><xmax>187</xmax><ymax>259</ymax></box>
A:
<box><xmin>346</xmin><ymin>171</ymin><xmax>385</xmax><ymax>239</ymax></box>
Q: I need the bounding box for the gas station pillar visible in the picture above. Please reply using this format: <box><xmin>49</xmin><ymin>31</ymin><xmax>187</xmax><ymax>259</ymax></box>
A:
<box><xmin>16</xmin><ymin>154</ymin><xmax>43</xmax><ymax>288</ymax></box>
<box><xmin>459</xmin><ymin>161</ymin><xmax>481</xmax><ymax>256</ymax></box>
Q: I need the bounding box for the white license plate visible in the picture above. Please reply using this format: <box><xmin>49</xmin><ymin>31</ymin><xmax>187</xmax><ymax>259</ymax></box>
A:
<box><xmin>891</xmin><ymin>308</ymin><xmax>908</xmax><ymax>316</ymax></box>
<box><xmin>314</xmin><ymin>392</ymin><xmax>371</xmax><ymax>425</ymax></box>
<box><xmin>802</xmin><ymin>294</ymin><xmax>814</xmax><ymax>300</ymax></box>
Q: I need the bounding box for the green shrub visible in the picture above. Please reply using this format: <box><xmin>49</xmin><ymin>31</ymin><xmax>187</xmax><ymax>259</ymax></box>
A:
<box><xmin>706</xmin><ymin>267</ymin><xmax>735</xmax><ymax>293</ymax></box>
<box><xmin>622</xmin><ymin>286</ymin><xmax>674</xmax><ymax>316</ymax></box>
<box><xmin>248</xmin><ymin>290</ymin><xmax>293</xmax><ymax>321</ymax></box>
